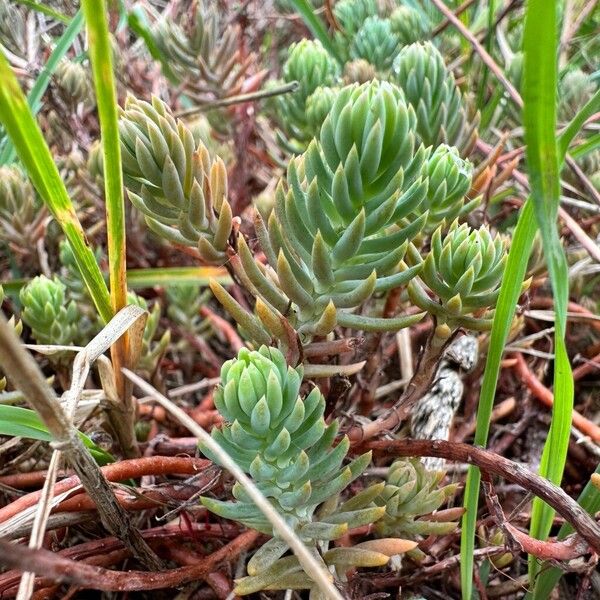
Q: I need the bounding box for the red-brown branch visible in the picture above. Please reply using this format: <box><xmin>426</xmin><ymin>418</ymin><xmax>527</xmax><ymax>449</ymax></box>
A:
<box><xmin>0</xmin><ymin>457</ymin><xmax>209</xmax><ymax>523</ymax></box>
<box><xmin>0</xmin><ymin>530</ymin><xmax>259</xmax><ymax>592</ymax></box>
<box><xmin>513</xmin><ymin>353</ymin><xmax>600</xmax><ymax>442</ymax></box>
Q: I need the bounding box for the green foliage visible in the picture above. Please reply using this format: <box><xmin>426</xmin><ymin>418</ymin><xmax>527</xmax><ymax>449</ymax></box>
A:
<box><xmin>0</xmin><ymin>405</ymin><xmax>114</xmax><ymax>465</ymax></box>
<box><xmin>152</xmin><ymin>0</ymin><xmax>246</xmax><ymax>98</ymax></box>
<box><xmin>119</xmin><ymin>95</ymin><xmax>232</xmax><ymax>265</ymax></box>
<box><xmin>408</xmin><ymin>221</ymin><xmax>509</xmax><ymax>332</ymax></box>
<box><xmin>392</xmin><ymin>42</ymin><xmax>478</xmax><ymax>155</ymax></box>
<box><xmin>376</xmin><ymin>459</ymin><xmax>459</xmax><ymax>539</ymax></box>
<box><xmin>166</xmin><ymin>284</ymin><xmax>211</xmax><ymax>335</ymax></box>
<box><xmin>333</xmin><ymin>0</ymin><xmax>379</xmax><ymax>45</ymax></box>
<box><xmin>20</xmin><ymin>275</ymin><xmax>79</xmax><ymax>346</ymax></box>
<box><xmin>389</xmin><ymin>6</ymin><xmax>431</xmax><ymax>45</ymax></box>
<box><xmin>558</xmin><ymin>69</ymin><xmax>597</xmax><ymax>123</ymax></box>
<box><xmin>54</xmin><ymin>59</ymin><xmax>93</xmax><ymax>105</ymax></box>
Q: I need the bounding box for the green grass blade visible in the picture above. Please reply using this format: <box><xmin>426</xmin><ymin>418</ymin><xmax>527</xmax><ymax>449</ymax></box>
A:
<box><xmin>0</xmin><ymin>9</ymin><xmax>84</xmax><ymax>165</ymax></box>
<box><xmin>288</xmin><ymin>0</ymin><xmax>343</xmax><ymax>64</ymax></box>
<box><xmin>0</xmin><ymin>49</ymin><xmax>112</xmax><ymax>322</ymax></box>
<box><xmin>461</xmin><ymin>3</ymin><xmax>596</xmax><ymax>592</ymax></box>
<box><xmin>13</xmin><ymin>0</ymin><xmax>71</xmax><ymax>23</ymax></box>
<box><xmin>569</xmin><ymin>133</ymin><xmax>600</xmax><ymax>160</ymax></box>
<box><xmin>127</xmin><ymin>266</ymin><xmax>232</xmax><ymax>288</ymax></box>
<box><xmin>460</xmin><ymin>199</ymin><xmax>537</xmax><ymax>600</ymax></box>
<box><xmin>1</xmin><ymin>267</ymin><xmax>232</xmax><ymax>295</ymax></box>
<box><xmin>522</xmin><ymin>4</ymin><xmax>573</xmax><ymax>588</ymax></box>
<box><xmin>127</xmin><ymin>6</ymin><xmax>178</xmax><ymax>83</ymax></box>
<box><xmin>558</xmin><ymin>88</ymin><xmax>600</xmax><ymax>158</ymax></box>
<box><xmin>0</xmin><ymin>405</ymin><xmax>114</xmax><ymax>464</ymax></box>
<box><xmin>83</xmin><ymin>0</ymin><xmax>127</xmax><ymax>316</ymax></box>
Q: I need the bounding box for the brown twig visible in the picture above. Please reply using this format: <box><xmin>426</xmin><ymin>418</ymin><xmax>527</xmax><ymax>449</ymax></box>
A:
<box><xmin>0</xmin><ymin>530</ymin><xmax>259</xmax><ymax>592</ymax></box>
<box><xmin>482</xmin><ymin>476</ymin><xmax>591</xmax><ymax>561</ymax></box>
<box><xmin>0</xmin><ymin>457</ymin><xmax>209</xmax><ymax>523</ymax></box>
<box><xmin>361</xmin><ymin>438</ymin><xmax>600</xmax><ymax>553</ymax></box>
<box><xmin>347</xmin><ymin>327</ymin><xmax>454</xmax><ymax>442</ymax></box>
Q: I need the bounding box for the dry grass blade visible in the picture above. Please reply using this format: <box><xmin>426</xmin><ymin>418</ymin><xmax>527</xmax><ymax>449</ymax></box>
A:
<box><xmin>122</xmin><ymin>368</ymin><xmax>344</xmax><ymax>600</ymax></box>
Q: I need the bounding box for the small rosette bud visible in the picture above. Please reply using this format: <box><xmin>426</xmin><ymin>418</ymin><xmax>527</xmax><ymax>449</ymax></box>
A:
<box><xmin>409</xmin><ymin>221</ymin><xmax>508</xmax><ymax>330</ymax></box>
<box><xmin>20</xmin><ymin>276</ymin><xmax>79</xmax><ymax>346</ymax></box>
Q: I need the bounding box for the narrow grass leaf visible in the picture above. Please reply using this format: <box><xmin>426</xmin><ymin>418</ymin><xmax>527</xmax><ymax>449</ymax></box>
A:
<box><xmin>83</xmin><ymin>0</ymin><xmax>127</xmax><ymax>316</ymax></box>
<box><xmin>13</xmin><ymin>0</ymin><xmax>70</xmax><ymax>23</ymax></box>
<box><xmin>0</xmin><ymin>10</ymin><xmax>84</xmax><ymax>165</ymax></box>
<box><xmin>460</xmin><ymin>199</ymin><xmax>537</xmax><ymax>600</ymax></box>
<box><xmin>288</xmin><ymin>0</ymin><xmax>343</xmax><ymax>64</ymax></box>
<box><xmin>128</xmin><ymin>266</ymin><xmax>231</xmax><ymax>288</ymax></box>
<box><xmin>522</xmin><ymin>3</ymin><xmax>574</xmax><ymax>589</ymax></box>
<box><xmin>0</xmin><ymin>405</ymin><xmax>114</xmax><ymax>464</ymax></box>
<box><xmin>0</xmin><ymin>49</ymin><xmax>112</xmax><ymax>322</ymax></box>
<box><xmin>558</xmin><ymin>88</ymin><xmax>600</xmax><ymax>158</ymax></box>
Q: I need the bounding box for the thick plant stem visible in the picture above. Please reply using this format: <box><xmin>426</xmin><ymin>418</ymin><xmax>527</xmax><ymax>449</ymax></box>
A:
<box><xmin>0</xmin><ymin>313</ymin><xmax>162</xmax><ymax>571</ymax></box>
<box><xmin>348</xmin><ymin>323</ymin><xmax>454</xmax><ymax>442</ymax></box>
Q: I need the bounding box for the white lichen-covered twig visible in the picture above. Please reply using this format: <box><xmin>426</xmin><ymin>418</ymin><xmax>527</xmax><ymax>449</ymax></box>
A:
<box><xmin>410</xmin><ymin>335</ymin><xmax>478</xmax><ymax>470</ymax></box>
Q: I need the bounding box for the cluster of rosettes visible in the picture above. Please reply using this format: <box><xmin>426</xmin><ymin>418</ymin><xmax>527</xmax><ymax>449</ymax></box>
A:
<box><xmin>216</xmin><ymin>79</ymin><xmax>481</xmax><ymax>345</ymax></box>
<box><xmin>376</xmin><ymin>459</ymin><xmax>460</xmax><ymax>540</ymax></box>
<box><xmin>0</xmin><ymin>165</ymin><xmax>47</xmax><ymax>268</ymax></box>
<box><xmin>392</xmin><ymin>41</ymin><xmax>479</xmax><ymax>155</ymax></box>
<box><xmin>152</xmin><ymin>0</ymin><xmax>249</xmax><ymax>100</ymax></box>
<box><xmin>334</xmin><ymin>0</ymin><xmax>431</xmax><ymax>69</ymax></box>
<box><xmin>200</xmin><ymin>347</ymin><xmax>445</xmax><ymax>594</ymax></box>
<box><xmin>270</xmin><ymin>39</ymin><xmax>341</xmax><ymax>151</ymax></box>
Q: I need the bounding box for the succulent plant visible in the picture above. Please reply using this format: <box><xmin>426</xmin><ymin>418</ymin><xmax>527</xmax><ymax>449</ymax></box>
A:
<box><xmin>201</xmin><ymin>346</ymin><xmax>409</xmax><ymax>594</ymax></box>
<box><xmin>418</xmin><ymin>144</ymin><xmax>478</xmax><ymax>232</ymax></box>
<box><xmin>20</xmin><ymin>276</ymin><xmax>79</xmax><ymax>347</ymax></box>
<box><xmin>304</xmin><ymin>86</ymin><xmax>339</xmax><ymax>141</ymax></box>
<box><xmin>271</xmin><ymin>40</ymin><xmax>341</xmax><ymax>151</ymax></box>
<box><xmin>392</xmin><ymin>42</ymin><xmax>478</xmax><ymax>155</ymax></box>
<box><xmin>389</xmin><ymin>6</ymin><xmax>431</xmax><ymax>45</ymax></box>
<box><xmin>54</xmin><ymin>60</ymin><xmax>93</xmax><ymax>105</ymax></box>
<box><xmin>0</xmin><ymin>166</ymin><xmax>47</xmax><ymax>269</ymax></box>
<box><xmin>119</xmin><ymin>95</ymin><xmax>232</xmax><ymax>264</ymax></box>
<box><xmin>214</xmin><ymin>81</ymin><xmax>429</xmax><ymax>343</ymax></box>
<box><xmin>350</xmin><ymin>16</ymin><xmax>401</xmax><ymax>73</ymax></box>
<box><xmin>376</xmin><ymin>459</ymin><xmax>459</xmax><ymax>539</ymax></box>
<box><xmin>0</xmin><ymin>0</ymin><xmax>33</xmax><ymax>64</ymax></box>
<box><xmin>152</xmin><ymin>0</ymin><xmax>248</xmax><ymax>99</ymax></box>
<box><xmin>408</xmin><ymin>221</ymin><xmax>509</xmax><ymax>333</ymax></box>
